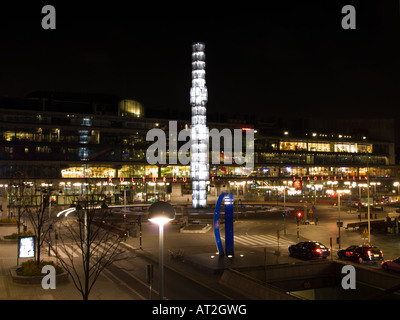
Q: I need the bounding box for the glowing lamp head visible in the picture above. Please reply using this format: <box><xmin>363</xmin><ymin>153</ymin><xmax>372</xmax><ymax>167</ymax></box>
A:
<box><xmin>148</xmin><ymin>201</ymin><xmax>176</xmax><ymax>225</ymax></box>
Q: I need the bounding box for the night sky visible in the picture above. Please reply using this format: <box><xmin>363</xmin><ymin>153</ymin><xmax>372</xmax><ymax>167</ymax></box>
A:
<box><xmin>0</xmin><ymin>1</ymin><xmax>399</xmax><ymax>120</ymax></box>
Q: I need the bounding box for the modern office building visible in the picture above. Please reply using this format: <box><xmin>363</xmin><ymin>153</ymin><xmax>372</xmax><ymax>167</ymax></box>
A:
<box><xmin>0</xmin><ymin>92</ymin><xmax>397</xmax><ymax>216</ymax></box>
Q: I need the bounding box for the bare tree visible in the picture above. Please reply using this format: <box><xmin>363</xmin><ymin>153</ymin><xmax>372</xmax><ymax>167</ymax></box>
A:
<box><xmin>51</xmin><ymin>196</ymin><xmax>125</xmax><ymax>300</ymax></box>
<box><xmin>7</xmin><ymin>171</ymin><xmax>31</xmax><ymax>234</ymax></box>
<box><xmin>25</xmin><ymin>190</ymin><xmax>52</xmax><ymax>265</ymax></box>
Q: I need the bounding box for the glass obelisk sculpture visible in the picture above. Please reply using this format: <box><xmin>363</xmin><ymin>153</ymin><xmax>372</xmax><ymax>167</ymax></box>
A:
<box><xmin>190</xmin><ymin>43</ymin><xmax>209</xmax><ymax>208</ymax></box>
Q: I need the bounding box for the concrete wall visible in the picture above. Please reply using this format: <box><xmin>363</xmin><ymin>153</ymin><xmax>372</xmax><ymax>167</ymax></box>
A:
<box><xmin>219</xmin><ymin>261</ymin><xmax>400</xmax><ymax>299</ymax></box>
<box><xmin>219</xmin><ymin>268</ymin><xmax>298</xmax><ymax>300</ymax></box>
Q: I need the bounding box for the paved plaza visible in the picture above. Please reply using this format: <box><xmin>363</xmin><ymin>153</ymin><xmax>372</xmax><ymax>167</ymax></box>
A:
<box><xmin>1</xmin><ymin>203</ymin><xmax>400</xmax><ymax>300</ymax></box>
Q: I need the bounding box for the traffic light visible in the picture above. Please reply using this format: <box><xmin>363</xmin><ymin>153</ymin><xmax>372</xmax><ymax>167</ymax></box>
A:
<box><xmin>42</xmin><ymin>195</ymin><xmax>49</xmax><ymax>208</ymax></box>
<box><xmin>296</xmin><ymin>211</ymin><xmax>303</xmax><ymax>221</ymax></box>
<box><xmin>295</xmin><ymin>211</ymin><xmax>303</xmax><ymax>240</ymax></box>
<box><xmin>282</xmin><ymin>210</ymin><xmax>290</xmax><ymax>217</ymax></box>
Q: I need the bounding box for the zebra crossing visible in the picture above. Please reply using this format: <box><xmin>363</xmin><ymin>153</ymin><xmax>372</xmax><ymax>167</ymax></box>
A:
<box><xmin>223</xmin><ymin>234</ymin><xmax>294</xmax><ymax>248</ymax></box>
<box><xmin>43</xmin><ymin>241</ymin><xmax>133</xmax><ymax>261</ymax></box>
<box><xmin>43</xmin><ymin>244</ymin><xmax>81</xmax><ymax>260</ymax></box>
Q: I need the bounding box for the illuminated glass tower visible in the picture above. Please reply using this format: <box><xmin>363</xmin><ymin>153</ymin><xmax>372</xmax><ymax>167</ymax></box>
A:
<box><xmin>190</xmin><ymin>43</ymin><xmax>209</xmax><ymax>208</ymax></box>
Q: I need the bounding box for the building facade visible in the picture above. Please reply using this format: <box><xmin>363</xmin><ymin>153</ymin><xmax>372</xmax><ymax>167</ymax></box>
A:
<box><xmin>0</xmin><ymin>93</ymin><xmax>398</xmax><ymax>215</ymax></box>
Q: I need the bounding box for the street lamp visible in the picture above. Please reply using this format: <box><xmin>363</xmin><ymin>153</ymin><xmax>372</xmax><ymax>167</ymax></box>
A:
<box><xmin>279</xmin><ymin>186</ymin><xmax>287</xmax><ymax>235</ymax></box>
<box><xmin>337</xmin><ymin>190</ymin><xmax>342</xmax><ymax>249</ymax></box>
<box><xmin>336</xmin><ymin>189</ymin><xmax>350</xmax><ymax>249</ymax></box>
<box><xmin>148</xmin><ymin>201</ymin><xmax>176</xmax><ymax>300</ymax></box>
<box><xmin>394</xmin><ymin>182</ymin><xmax>399</xmax><ymax>199</ymax></box>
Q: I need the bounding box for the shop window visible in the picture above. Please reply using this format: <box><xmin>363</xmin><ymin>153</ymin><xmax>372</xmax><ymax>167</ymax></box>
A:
<box><xmin>145</xmin><ymin>166</ymin><xmax>158</xmax><ymax>177</ymax></box>
<box><xmin>357</xmin><ymin>143</ymin><xmax>372</xmax><ymax>153</ymax></box>
<box><xmin>334</xmin><ymin>143</ymin><xmax>357</xmax><ymax>153</ymax></box>
<box><xmin>3</xmin><ymin>131</ymin><xmax>15</xmax><ymax>141</ymax></box>
<box><xmin>308</xmin><ymin>142</ymin><xmax>330</xmax><ymax>152</ymax></box>
<box><xmin>36</xmin><ymin>146</ymin><xmax>52</xmax><ymax>153</ymax></box>
<box><xmin>61</xmin><ymin>167</ymin><xmax>116</xmax><ymax>178</ymax></box>
<box><xmin>280</xmin><ymin>141</ymin><xmax>307</xmax><ymax>151</ymax></box>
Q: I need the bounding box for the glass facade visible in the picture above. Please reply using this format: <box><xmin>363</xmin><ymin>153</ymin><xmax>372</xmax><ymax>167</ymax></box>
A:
<box><xmin>0</xmin><ymin>100</ymin><xmax>397</xmax><ymax>207</ymax></box>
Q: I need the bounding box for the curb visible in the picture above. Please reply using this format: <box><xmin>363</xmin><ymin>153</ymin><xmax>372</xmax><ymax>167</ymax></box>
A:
<box><xmin>9</xmin><ymin>267</ymin><xmax>69</xmax><ymax>285</ymax></box>
<box><xmin>0</xmin><ymin>238</ymin><xmax>18</xmax><ymax>243</ymax></box>
<box><xmin>180</xmin><ymin>224</ymin><xmax>212</xmax><ymax>233</ymax></box>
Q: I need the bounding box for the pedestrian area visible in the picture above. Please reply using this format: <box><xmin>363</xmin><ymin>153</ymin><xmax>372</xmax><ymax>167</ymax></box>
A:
<box><xmin>222</xmin><ymin>234</ymin><xmax>294</xmax><ymax>248</ymax></box>
<box><xmin>44</xmin><ymin>240</ymin><xmax>136</xmax><ymax>261</ymax></box>
<box><xmin>0</xmin><ymin>224</ymin><xmax>142</xmax><ymax>300</ymax></box>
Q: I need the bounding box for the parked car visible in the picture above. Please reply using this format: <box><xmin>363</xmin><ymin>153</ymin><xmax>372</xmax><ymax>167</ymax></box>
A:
<box><xmin>288</xmin><ymin>241</ymin><xmax>330</xmax><ymax>259</ymax></box>
<box><xmin>381</xmin><ymin>257</ymin><xmax>400</xmax><ymax>272</ymax></box>
<box><xmin>337</xmin><ymin>245</ymin><xmax>383</xmax><ymax>263</ymax></box>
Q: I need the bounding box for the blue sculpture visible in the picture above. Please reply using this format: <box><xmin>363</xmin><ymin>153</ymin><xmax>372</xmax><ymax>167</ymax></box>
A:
<box><xmin>214</xmin><ymin>193</ymin><xmax>234</xmax><ymax>256</ymax></box>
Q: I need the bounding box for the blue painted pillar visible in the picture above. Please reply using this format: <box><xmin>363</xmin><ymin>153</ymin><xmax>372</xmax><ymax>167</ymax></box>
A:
<box><xmin>224</xmin><ymin>194</ymin><xmax>234</xmax><ymax>256</ymax></box>
<box><xmin>214</xmin><ymin>193</ymin><xmax>225</xmax><ymax>256</ymax></box>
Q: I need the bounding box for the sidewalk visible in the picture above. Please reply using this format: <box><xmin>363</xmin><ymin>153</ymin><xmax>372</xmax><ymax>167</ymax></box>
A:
<box><xmin>0</xmin><ymin>222</ymin><xmax>246</xmax><ymax>300</ymax></box>
<box><xmin>1</xmin><ymin>206</ymin><xmax>399</xmax><ymax>300</ymax></box>
<box><xmin>0</xmin><ymin>225</ymin><xmax>142</xmax><ymax>300</ymax></box>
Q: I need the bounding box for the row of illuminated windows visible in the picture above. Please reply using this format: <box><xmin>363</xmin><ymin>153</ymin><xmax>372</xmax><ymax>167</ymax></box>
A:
<box><xmin>60</xmin><ymin>165</ymin><xmax>393</xmax><ymax>179</ymax></box>
<box><xmin>0</xmin><ymin>163</ymin><xmax>394</xmax><ymax>180</ymax></box>
<box><xmin>256</xmin><ymin>153</ymin><xmax>388</xmax><ymax>165</ymax></box>
<box><xmin>278</xmin><ymin>141</ymin><xmax>373</xmax><ymax>153</ymax></box>
<box><xmin>0</xmin><ymin>129</ymin><xmax>247</xmax><ymax>148</ymax></box>
<box><xmin>238</xmin><ymin>166</ymin><xmax>393</xmax><ymax>178</ymax></box>
<box><xmin>0</xmin><ymin>129</ymin><xmax>379</xmax><ymax>154</ymax></box>
<box><xmin>1</xmin><ymin>129</ymin><xmax>146</xmax><ymax>146</ymax></box>
<box><xmin>61</xmin><ymin>166</ymin><xmax>192</xmax><ymax>179</ymax></box>
<box><xmin>0</xmin><ymin>145</ymin><xmax>389</xmax><ymax>166</ymax></box>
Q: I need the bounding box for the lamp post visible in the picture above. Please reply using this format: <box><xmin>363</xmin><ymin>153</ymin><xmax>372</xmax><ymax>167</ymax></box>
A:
<box><xmin>337</xmin><ymin>191</ymin><xmax>342</xmax><ymax>249</ymax></box>
<box><xmin>394</xmin><ymin>182</ymin><xmax>399</xmax><ymax>199</ymax></box>
<box><xmin>280</xmin><ymin>185</ymin><xmax>287</xmax><ymax>235</ymax></box>
<box><xmin>148</xmin><ymin>201</ymin><xmax>175</xmax><ymax>300</ymax></box>
<box><xmin>367</xmin><ymin>178</ymin><xmax>371</xmax><ymax>244</ymax></box>
<box><xmin>336</xmin><ymin>189</ymin><xmax>350</xmax><ymax>249</ymax></box>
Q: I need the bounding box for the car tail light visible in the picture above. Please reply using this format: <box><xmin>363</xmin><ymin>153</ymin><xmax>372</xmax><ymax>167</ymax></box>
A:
<box><xmin>367</xmin><ymin>250</ymin><xmax>371</xmax><ymax>256</ymax></box>
<box><xmin>315</xmin><ymin>248</ymin><xmax>321</xmax><ymax>254</ymax></box>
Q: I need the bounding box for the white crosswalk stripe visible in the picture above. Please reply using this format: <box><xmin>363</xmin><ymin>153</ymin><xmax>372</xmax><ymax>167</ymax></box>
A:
<box><xmin>45</xmin><ymin>244</ymin><xmax>81</xmax><ymax>260</ymax></box>
<box><xmin>44</xmin><ymin>241</ymin><xmax>125</xmax><ymax>261</ymax></box>
<box><xmin>223</xmin><ymin>234</ymin><xmax>294</xmax><ymax>248</ymax></box>
<box><xmin>119</xmin><ymin>241</ymin><xmax>137</xmax><ymax>250</ymax></box>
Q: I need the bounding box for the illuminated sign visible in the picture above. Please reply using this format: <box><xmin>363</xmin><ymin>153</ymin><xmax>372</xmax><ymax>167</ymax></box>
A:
<box><xmin>18</xmin><ymin>236</ymin><xmax>36</xmax><ymax>259</ymax></box>
<box><xmin>294</xmin><ymin>180</ymin><xmax>302</xmax><ymax>190</ymax></box>
<box><xmin>293</xmin><ymin>175</ymin><xmax>368</xmax><ymax>182</ymax></box>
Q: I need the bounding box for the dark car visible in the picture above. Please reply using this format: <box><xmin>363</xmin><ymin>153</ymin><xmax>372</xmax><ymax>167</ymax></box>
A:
<box><xmin>288</xmin><ymin>241</ymin><xmax>331</xmax><ymax>259</ymax></box>
<box><xmin>381</xmin><ymin>257</ymin><xmax>400</xmax><ymax>272</ymax></box>
<box><xmin>337</xmin><ymin>245</ymin><xmax>383</xmax><ymax>263</ymax></box>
